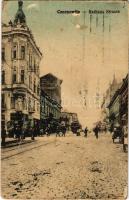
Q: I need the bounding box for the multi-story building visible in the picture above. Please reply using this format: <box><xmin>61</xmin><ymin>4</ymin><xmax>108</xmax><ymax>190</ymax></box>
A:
<box><xmin>2</xmin><ymin>0</ymin><xmax>42</xmax><ymax>130</ymax></box>
<box><xmin>106</xmin><ymin>74</ymin><xmax>128</xmax><ymax>131</ymax></box>
<box><xmin>101</xmin><ymin>75</ymin><xmax>121</xmax><ymax>127</ymax></box>
<box><xmin>40</xmin><ymin>73</ymin><xmax>62</xmax><ymax>105</ymax></box>
<box><xmin>40</xmin><ymin>73</ymin><xmax>62</xmax><ymax>123</ymax></box>
<box><xmin>108</xmin><ymin>89</ymin><xmax>120</xmax><ymax>127</ymax></box>
<box><xmin>119</xmin><ymin>74</ymin><xmax>128</xmax><ymax>127</ymax></box>
<box><xmin>40</xmin><ymin>90</ymin><xmax>62</xmax><ymax>124</ymax></box>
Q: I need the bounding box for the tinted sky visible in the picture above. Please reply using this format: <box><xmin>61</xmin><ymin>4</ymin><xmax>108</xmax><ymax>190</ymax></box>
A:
<box><xmin>3</xmin><ymin>1</ymin><xmax>128</xmax><ymax>127</ymax></box>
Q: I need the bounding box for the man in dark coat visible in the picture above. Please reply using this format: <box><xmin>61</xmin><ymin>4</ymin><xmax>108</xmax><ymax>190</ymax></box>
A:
<box><xmin>84</xmin><ymin>127</ymin><xmax>88</xmax><ymax>137</ymax></box>
<box><xmin>31</xmin><ymin>127</ymin><xmax>35</xmax><ymax>140</ymax></box>
<box><xmin>93</xmin><ymin>126</ymin><xmax>100</xmax><ymax>139</ymax></box>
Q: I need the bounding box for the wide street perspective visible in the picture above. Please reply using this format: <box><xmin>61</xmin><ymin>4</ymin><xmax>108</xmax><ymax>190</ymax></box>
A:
<box><xmin>1</xmin><ymin>1</ymin><xmax>128</xmax><ymax>199</ymax></box>
<box><xmin>1</xmin><ymin>132</ymin><xmax>127</xmax><ymax>199</ymax></box>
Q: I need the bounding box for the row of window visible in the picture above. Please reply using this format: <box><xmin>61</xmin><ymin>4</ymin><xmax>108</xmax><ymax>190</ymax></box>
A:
<box><xmin>2</xmin><ymin>46</ymin><xmax>39</xmax><ymax>71</ymax></box>
<box><xmin>29</xmin><ymin>54</ymin><xmax>38</xmax><ymax>70</ymax></box>
<box><xmin>41</xmin><ymin>97</ymin><xmax>60</xmax><ymax>118</ymax></box>
<box><xmin>2</xmin><ymin>70</ymin><xmax>24</xmax><ymax>84</ymax></box>
<box><xmin>28</xmin><ymin>97</ymin><xmax>40</xmax><ymax>112</ymax></box>
<box><xmin>2</xmin><ymin>93</ymin><xmax>40</xmax><ymax>112</ymax></box>
<box><xmin>2</xmin><ymin>70</ymin><xmax>40</xmax><ymax>95</ymax></box>
<box><xmin>2</xmin><ymin>45</ymin><xmax>25</xmax><ymax>61</ymax></box>
<box><xmin>29</xmin><ymin>75</ymin><xmax>40</xmax><ymax>95</ymax></box>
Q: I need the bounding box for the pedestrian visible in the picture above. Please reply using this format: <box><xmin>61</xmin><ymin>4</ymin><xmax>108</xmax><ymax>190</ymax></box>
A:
<box><xmin>84</xmin><ymin>127</ymin><xmax>88</xmax><ymax>137</ymax></box>
<box><xmin>62</xmin><ymin>126</ymin><xmax>66</xmax><ymax>137</ymax></box>
<box><xmin>40</xmin><ymin>128</ymin><xmax>43</xmax><ymax>136</ymax></box>
<box><xmin>60</xmin><ymin>121</ymin><xmax>66</xmax><ymax>137</ymax></box>
<box><xmin>56</xmin><ymin>124</ymin><xmax>61</xmax><ymax>137</ymax></box>
<box><xmin>122</xmin><ymin>125</ymin><xmax>128</xmax><ymax>152</ymax></box>
<box><xmin>1</xmin><ymin>126</ymin><xmax>6</xmax><ymax>146</ymax></box>
<box><xmin>46</xmin><ymin>124</ymin><xmax>51</xmax><ymax>136</ymax></box>
<box><xmin>30</xmin><ymin>127</ymin><xmax>35</xmax><ymax>140</ymax></box>
<box><xmin>93</xmin><ymin>126</ymin><xmax>100</xmax><ymax>139</ymax></box>
<box><xmin>15</xmin><ymin>126</ymin><xmax>20</xmax><ymax>142</ymax></box>
<box><xmin>21</xmin><ymin>127</ymin><xmax>25</xmax><ymax>141</ymax></box>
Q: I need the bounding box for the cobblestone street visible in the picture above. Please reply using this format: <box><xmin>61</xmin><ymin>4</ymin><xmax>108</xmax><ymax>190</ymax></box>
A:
<box><xmin>1</xmin><ymin>132</ymin><xmax>128</xmax><ymax>199</ymax></box>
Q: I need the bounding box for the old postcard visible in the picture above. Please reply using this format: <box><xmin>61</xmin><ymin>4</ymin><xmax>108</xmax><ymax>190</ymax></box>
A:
<box><xmin>1</xmin><ymin>0</ymin><xmax>128</xmax><ymax>199</ymax></box>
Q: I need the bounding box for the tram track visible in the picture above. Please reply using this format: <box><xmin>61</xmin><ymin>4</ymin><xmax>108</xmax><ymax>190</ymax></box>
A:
<box><xmin>1</xmin><ymin>140</ymin><xmax>38</xmax><ymax>153</ymax></box>
<box><xmin>1</xmin><ymin>140</ymin><xmax>56</xmax><ymax>161</ymax></box>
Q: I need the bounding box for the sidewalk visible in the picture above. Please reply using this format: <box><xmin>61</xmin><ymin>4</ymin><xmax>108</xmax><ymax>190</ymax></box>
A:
<box><xmin>1</xmin><ymin>137</ymin><xmax>35</xmax><ymax>148</ymax></box>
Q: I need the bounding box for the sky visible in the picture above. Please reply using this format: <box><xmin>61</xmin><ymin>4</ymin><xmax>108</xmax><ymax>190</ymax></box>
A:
<box><xmin>2</xmin><ymin>0</ymin><xmax>128</xmax><ymax>128</ymax></box>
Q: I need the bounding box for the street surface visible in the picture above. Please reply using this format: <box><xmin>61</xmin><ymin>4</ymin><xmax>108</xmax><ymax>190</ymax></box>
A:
<box><xmin>1</xmin><ymin>132</ymin><xmax>128</xmax><ymax>199</ymax></box>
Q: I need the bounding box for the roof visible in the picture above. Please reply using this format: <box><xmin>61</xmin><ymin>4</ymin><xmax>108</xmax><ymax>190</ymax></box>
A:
<box><xmin>14</xmin><ymin>0</ymin><xmax>26</xmax><ymax>25</ymax></box>
<box><xmin>119</xmin><ymin>74</ymin><xmax>128</xmax><ymax>94</ymax></box>
<box><xmin>40</xmin><ymin>73</ymin><xmax>62</xmax><ymax>83</ymax></box>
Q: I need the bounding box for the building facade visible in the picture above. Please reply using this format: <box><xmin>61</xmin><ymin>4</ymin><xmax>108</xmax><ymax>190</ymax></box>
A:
<box><xmin>101</xmin><ymin>75</ymin><xmax>121</xmax><ymax>127</ymax></box>
<box><xmin>107</xmin><ymin>74</ymin><xmax>128</xmax><ymax>131</ymax></box>
<box><xmin>40</xmin><ymin>90</ymin><xmax>62</xmax><ymax>124</ymax></box>
<box><xmin>40</xmin><ymin>73</ymin><xmax>62</xmax><ymax>123</ymax></box>
<box><xmin>119</xmin><ymin>75</ymin><xmax>128</xmax><ymax>127</ymax></box>
<box><xmin>2</xmin><ymin>0</ymin><xmax>42</xmax><ymax>130</ymax></box>
<box><xmin>108</xmin><ymin>89</ymin><xmax>120</xmax><ymax>128</ymax></box>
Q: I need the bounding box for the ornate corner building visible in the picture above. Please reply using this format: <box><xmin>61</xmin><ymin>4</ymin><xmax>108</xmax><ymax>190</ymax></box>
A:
<box><xmin>2</xmin><ymin>0</ymin><xmax>42</xmax><ymax>129</ymax></box>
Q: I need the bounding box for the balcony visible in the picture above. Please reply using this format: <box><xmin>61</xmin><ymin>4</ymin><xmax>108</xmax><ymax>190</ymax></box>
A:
<box><xmin>28</xmin><ymin>107</ymin><xmax>35</xmax><ymax>113</ymax></box>
<box><xmin>12</xmin><ymin>83</ymin><xmax>27</xmax><ymax>89</ymax></box>
<box><xmin>13</xmin><ymin>83</ymin><xmax>27</xmax><ymax>96</ymax></box>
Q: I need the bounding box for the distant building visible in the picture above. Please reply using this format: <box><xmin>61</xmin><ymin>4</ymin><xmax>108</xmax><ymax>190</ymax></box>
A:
<box><xmin>119</xmin><ymin>74</ymin><xmax>128</xmax><ymax>127</ymax></box>
<box><xmin>1</xmin><ymin>0</ymin><xmax>42</xmax><ymax>129</ymax></box>
<box><xmin>101</xmin><ymin>75</ymin><xmax>121</xmax><ymax>126</ymax></box>
<box><xmin>40</xmin><ymin>73</ymin><xmax>62</xmax><ymax>105</ymax></box>
<box><xmin>40</xmin><ymin>73</ymin><xmax>62</xmax><ymax>123</ymax></box>
<box><xmin>40</xmin><ymin>90</ymin><xmax>62</xmax><ymax>123</ymax></box>
<box><xmin>61</xmin><ymin>111</ymin><xmax>79</xmax><ymax>130</ymax></box>
<box><xmin>108</xmin><ymin>89</ymin><xmax>120</xmax><ymax>127</ymax></box>
<box><xmin>107</xmin><ymin>74</ymin><xmax>128</xmax><ymax>130</ymax></box>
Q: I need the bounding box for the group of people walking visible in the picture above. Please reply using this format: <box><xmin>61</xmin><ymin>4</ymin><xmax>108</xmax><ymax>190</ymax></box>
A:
<box><xmin>1</xmin><ymin>126</ymin><xmax>37</xmax><ymax>146</ymax></box>
<box><xmin>3</xmin><ymin>121</ymin><xmax>127</xmax><ymax>148</ymax></box>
